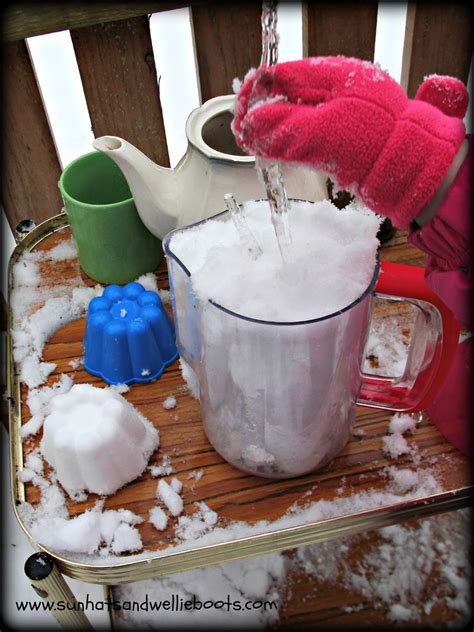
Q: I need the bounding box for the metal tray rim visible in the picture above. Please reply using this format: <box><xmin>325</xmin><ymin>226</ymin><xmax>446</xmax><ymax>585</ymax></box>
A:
<box><xmin>7</xmin><ymin>215</ymin><xmax>473</xmax><ymax>584</ymax></box>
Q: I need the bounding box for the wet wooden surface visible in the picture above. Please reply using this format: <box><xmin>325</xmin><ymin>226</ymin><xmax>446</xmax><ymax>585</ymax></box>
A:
<box><xmin>14</xmin><ymin>225</ymin><xmax>471</xmax><ymax>627</ymax></box>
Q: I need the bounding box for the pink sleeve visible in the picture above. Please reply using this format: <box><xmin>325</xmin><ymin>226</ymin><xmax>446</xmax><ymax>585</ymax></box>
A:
<box><xmin>408</xmin><ymin>135</ymin><xmax>472</xmax><ymax>326</ymax></box>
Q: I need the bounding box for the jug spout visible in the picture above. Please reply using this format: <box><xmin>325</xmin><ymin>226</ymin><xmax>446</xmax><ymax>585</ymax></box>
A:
<box><xmin>93</xmin><ymin>136</ymin><xmax>177</xmax><ymax>240</ymax></box>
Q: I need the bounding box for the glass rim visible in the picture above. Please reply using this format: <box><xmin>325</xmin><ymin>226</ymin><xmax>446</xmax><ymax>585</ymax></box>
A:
<box><xmin>59</xmin><ymin>151</ymin><xmax>134</xmax><ymax>209</ymax></box>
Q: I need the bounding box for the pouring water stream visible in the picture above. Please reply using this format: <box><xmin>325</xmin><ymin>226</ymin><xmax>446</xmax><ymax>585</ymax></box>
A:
<box><xmin>256</xmin><ymin>0</ymin><xmax>292</xmax><ymax>260</ymax></box>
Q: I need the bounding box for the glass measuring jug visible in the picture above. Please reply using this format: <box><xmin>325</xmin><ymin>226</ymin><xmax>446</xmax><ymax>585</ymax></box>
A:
<box><xmin>164</xmin><ymin>201</ymin><xmax>459</xmax><ymax>478</ymax></box>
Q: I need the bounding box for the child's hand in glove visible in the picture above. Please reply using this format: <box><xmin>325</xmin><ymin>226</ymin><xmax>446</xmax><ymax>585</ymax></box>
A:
<box><xmin>232</xmin><ymin>57</ymin><xmax>468</xmax><ymax>229</ymax></box>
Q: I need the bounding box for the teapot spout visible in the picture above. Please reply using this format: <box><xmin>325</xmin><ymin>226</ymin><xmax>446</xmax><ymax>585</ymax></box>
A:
<box><xmin>93</xmin><ymin>136</ymin><xmax>177</xmax><ymax>240</ymax></box>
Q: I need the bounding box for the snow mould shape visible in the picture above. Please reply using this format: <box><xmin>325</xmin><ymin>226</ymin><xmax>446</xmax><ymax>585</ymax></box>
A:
<box><xmin>40</xmin><ymin>384</ymin><xmax>159</xmax><ymax>497</ymax></box>
<box><xmin>84</xmin><ymin>282</ymin><xmax>178</xmax><ymax>385</ymax></box>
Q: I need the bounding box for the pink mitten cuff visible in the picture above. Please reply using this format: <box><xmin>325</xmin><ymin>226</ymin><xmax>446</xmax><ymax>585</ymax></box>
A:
<box><xmin>361</xmin><ymin>98</ymin><xmax>466</xmax><ymax>228</ymax></box>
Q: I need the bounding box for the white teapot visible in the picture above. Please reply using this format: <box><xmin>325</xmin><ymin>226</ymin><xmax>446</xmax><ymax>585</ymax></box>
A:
<box><xmin>93</xmin><ymin>95</ymin><xmax>328</xmax><ymax>239</ymax></box>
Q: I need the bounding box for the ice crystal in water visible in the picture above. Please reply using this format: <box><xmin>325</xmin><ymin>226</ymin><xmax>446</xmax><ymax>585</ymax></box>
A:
<box><xmin>256</xmin><ymin>0</ymin><xmax>292</xmax><ymax>261</ymax></box>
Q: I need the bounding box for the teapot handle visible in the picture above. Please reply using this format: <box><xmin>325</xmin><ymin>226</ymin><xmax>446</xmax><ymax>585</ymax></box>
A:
<box><xmin>357</xmin><ymin>260</ymin><xmax>460</xmax><ymax>412</ymax></box>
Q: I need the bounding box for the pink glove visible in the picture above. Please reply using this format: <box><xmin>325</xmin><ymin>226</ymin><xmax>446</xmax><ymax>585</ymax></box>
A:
<box><xmin>232</xmin><ymin>57</ymin><xmax>468</xmax><ymax>229</ymax></box>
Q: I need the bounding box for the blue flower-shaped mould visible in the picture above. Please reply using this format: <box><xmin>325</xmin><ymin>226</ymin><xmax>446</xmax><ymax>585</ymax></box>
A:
<box><xmin>84</xmin><ymin>282</ymin><xmax>178</xmax><ymax>385</ymax></box>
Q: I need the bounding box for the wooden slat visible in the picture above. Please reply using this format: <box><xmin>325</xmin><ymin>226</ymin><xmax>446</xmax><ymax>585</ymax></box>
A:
<box><xmin>70</xmin><ymin>16</ymin><xmax>170</xmax><ymax>167</ymax></box>
<box><xmin>191</xmin><ymin>2</ymin><xmax>262</xmax><ymax>102</ymax></box>
<box><xmin>303</xmin><ymin>2</ymin><xmax>378</xmax><ymax>60</ymax></box>
<box><xmin>2</xmin><ymin>2</ymin><xmax>205</xmax><ymax>42</ymax></box>
<box><xmin>401</xmin><ymin>2</ymin><xmax>472</xmax><ymax>97</ymax></box>
<box><xmin>1</xmin><ymin>40</ymin><xmax>63</xmax><ymax>231</ymax></box>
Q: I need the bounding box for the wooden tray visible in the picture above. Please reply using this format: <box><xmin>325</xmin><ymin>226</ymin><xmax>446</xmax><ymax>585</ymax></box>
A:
<box><xmin>7</xmin><ymin>215</ymin><xmax>472</xmax><ymax>585</ymax></box>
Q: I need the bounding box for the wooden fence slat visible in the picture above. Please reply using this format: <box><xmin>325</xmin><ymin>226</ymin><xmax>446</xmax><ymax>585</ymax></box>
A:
<box><xmin>303</xmin><ymin>2</ymin><xmax>378</xmax><ymax>61</ymax></box>
<box><xmin>401</xmin><ymin>2</ymin><xmax>472</xmax><ymax>97</ymax></box>
<box><xmin>2</xmin><ymin>2</ymin><xmax>205</xmax><ymax>43</ymax></box>
<box><xmin>70</xmin><ymin>16</ymin><xmax>170</xmax><ymax>168</ymax></box>
<box><xmin>2</xmin><ymin>40</ymin><xmax>63</xmax><ymax>231</ymax></box>
<box><xmin>191</xmin><ymin>2</ymin><xmax>262</xmax><ymax>102</ymax></box>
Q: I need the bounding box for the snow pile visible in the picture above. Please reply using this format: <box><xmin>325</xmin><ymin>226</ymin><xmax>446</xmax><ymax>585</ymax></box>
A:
<box><xmin>115</xmin><ymin>507</ymin><xmax>470</xmax><ymax>628</ymax></box>
<box><xmin>149</xmin><ymin>478</ymin><xmax>184</xmax><ymax>532</ymax></box>
<box><xmin>162</xmin><ymin>395</ymin><xmax>177</xmax><ymax>410</ymax></box>
<box><xmin>386</xmin><ymin>467</ymin><xmax>422</xmax><ymax>494</ymax></box>
<box><xmin>295</xmin><ymin>508</ymin><xmax>471</xmax><ymax>624</ymax></box>
<box><xmin>179</xmin><ymin>358</ymin><xmax>200</xmax><ymax>400</ymax></box>
<box><xmin>107</xmin><ymin>383</ymin><xmax>130</xmax><ymax>394</ymax></box>
<box><xmin>11</xmin><ymin>269</ymin><xmax>102</xmax><ymax>389</ymax></box>
<box><xmin>19</xmin><ymin>488</ymin><xmax>143</xmax><ymax>555</ymax></box>
<box><xmin>157</xmin><ymin>479</ymin><xmax>183</xmax><ymax>517</ymax></box>
<box><xmin>148</xmin><ymin>507</ymin><xmax>168</xmax><ymax>532</ymax></box>
<box><xmin>382</xmin><ymin>413</ymin><xmax>417</xmax><ymax>459</ymax></box>
<box><xmin>175</xmin><ymin>502</ymin><xmax>219</xmax><ymax>541</ymax></box>
<box><xmin>149</xmin><ymin>454</ymin><xmax>173</xmax><ymax>477</ymax></box>
<box><xmin>135</xmin><ymin>272</ymin><xmax>159</xmax><ymax>293</ymax></box>
<box><xmin>17</xmin><ymin>448</ymin><xmax>45</xmax><ymax>484</ymax></box>
<box><xmin>20</xmin><ymin>373</ymin><xmax>74</xmax><ymax>439</ymax></box>
<box><xmin>12</xmin><ymin>251</ymin><xmax>42</xmax><ymax>287</ymax></box>
<box><xmin>149</xmin><ymin>467</ymin><xmax>441</xmax><ymax>557</ymax></box>
<box><xmin>363</xmin><ymin>317</ymin><xmax>412</xmax><ymax>377</ymax></box>
<box><xmin>24</xmin><ymin>449</ymin><xmax>44</xmax><ymax>475</ymax></box>
<box><xmin>188</xmin><ymin>469</ymin><xmax>204</xmax><ymax>481</ymax></box>
<box><xmin>388</xmin><ymin>413</ymin><xmax>417</xmax><ymax>435</ymax></box>
<box><xmin>169</xmin><ymin>199</ymin><xmax>381</xmax><ymax>322</ymax></box>
<box><xmin>158</xmin><ymin>289</ymin><xmax>171</xmax><ymax>305</ymax></box>
<box><xmin>170</xmin><ymin>477</ymin><xmax>183</xmax><ymax>493</ymax></box>
<box><xmin>45</xmin><ymin>239</ymin><xmax>78</xmax><ymax>261</ymax></box>
<box><xmin>135</xmin><ymin>272</ymin><xmax>170</xmax><ymax>305</ymax></box>
<box><xmin>115</xmin><ymin>551</ymin><xmax>287</xmax><ymax>629</ymax></box>
<box><xmin>40</xmin><ymin>384</ymin><xmax>159</xmax><ymax>497</ymax></box>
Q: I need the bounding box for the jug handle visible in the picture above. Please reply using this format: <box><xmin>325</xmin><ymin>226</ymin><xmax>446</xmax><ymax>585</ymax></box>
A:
<box><xmin>357</xmin><ymin>260</ymin><xmax>460</xmax><ymax>412</ymax></box>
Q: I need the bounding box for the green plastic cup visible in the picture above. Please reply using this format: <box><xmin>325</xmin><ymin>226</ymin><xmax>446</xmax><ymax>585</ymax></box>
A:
<box><xmin>59</xmin><ymin>151</ymin><xmax>162</xmax><ymax>284</ymax></box>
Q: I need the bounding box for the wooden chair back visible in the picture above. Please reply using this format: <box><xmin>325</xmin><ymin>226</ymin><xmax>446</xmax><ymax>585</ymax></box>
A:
<box><xmin>2</xmin><ymin>2</ymin><xmax>472</xmax><ymax>232</ymax></box>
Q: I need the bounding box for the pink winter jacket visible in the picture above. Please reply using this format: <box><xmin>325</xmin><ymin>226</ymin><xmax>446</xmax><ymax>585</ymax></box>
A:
<box><xmin>408</xmin><ymin>136</ymin><xmax>472</xmax><ymax>327</ymax></box>
<box><xmin>408</xmin><ymin>136</ymin><xmax>471</xmax><ymax>456</ymax></box>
